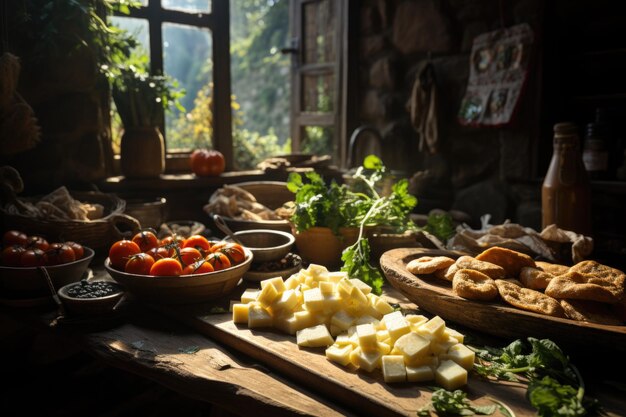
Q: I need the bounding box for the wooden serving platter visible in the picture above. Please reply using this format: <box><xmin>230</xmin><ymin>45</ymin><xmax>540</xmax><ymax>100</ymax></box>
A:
<box><xmin>380</xmin><ymin>248</ymin><xmax>626</xmax><ymax>355</ymax></box>
<box><xmin>158</xmin><ymin>305</ymin><xmax>533</xmax><ymax>417</ymax></box>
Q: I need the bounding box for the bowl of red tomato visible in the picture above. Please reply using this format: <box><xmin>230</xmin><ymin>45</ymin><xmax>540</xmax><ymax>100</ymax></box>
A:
<box><xmin>103</xmin><ymin>230</ymin><xmax>253</xmax><ymax>304</ymax></box>
<box><xmin>0</xmin><ymin>230</ymin><xmax>94</xmax><ymax>296</ymax></box>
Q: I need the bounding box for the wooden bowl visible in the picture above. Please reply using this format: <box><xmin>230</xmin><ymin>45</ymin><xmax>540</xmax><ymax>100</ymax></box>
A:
<box><xmin>293</xmin><ymin>227</ymin><xmax>359</xmax><ymax>269</ymax></box>
<box><xmin>57</xmin><ymin>280</ymin><xmax>125</xmax><ymax>316</ymax></box>
<box><xmin>0</xmin><ymin>247</ymin><xmax>95</xmax><ymax>294</ymax></box>
<box><xmin>104</xmin><ymin>248</ymin><xmax>253</xmax><ymax>304</ymax></box>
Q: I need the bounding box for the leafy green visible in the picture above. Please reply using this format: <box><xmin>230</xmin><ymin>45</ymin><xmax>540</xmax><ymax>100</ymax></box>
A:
<box><xmin>417</xmin><ymin>389</ymin><xmax>497</xmax><ymax>416</ymax></box>
<box><xmin>423</xmin><ymin>212</ymin><xmax>456</xmax><ymax>243</ymax></box>
<box><xmin>286</xmin><ymin>155</ymin><xmax>417</xmax><ymax>294</ymax></box>
<box><xmin>470</xmin><ymin>338</ymin><xmax>600</xmax><ymax>417</ymax></box>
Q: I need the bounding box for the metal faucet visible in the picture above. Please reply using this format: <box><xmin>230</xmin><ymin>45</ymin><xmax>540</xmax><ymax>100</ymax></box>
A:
<box><xmin>347</xmin><ymin>125</ymin><xmax>382</xmax><ymax>168</ymax></box>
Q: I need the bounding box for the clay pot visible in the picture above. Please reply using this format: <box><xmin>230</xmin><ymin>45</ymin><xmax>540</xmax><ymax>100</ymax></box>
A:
<box><xmin>293</xmin><ymin>226</ymin><xmax>359</xmax><ymax>269</ymax></box>
<box><xmin>120</xmin><ymin>127</ymin><xmax>165</xmax><ymax>178</ymax></box>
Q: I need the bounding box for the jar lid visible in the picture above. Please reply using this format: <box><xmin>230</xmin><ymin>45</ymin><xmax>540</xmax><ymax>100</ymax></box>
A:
<box><xmin>554</xmin><ymin>122</ymin><xmax>578</xmax><ymax>135</ymax></box>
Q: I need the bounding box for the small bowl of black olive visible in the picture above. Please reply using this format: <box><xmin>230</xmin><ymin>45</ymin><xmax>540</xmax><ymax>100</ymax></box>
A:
<box><xmin>58</xmin><ymin>280</ymin><xmax>125</xmax><ymax>316</ymax></box>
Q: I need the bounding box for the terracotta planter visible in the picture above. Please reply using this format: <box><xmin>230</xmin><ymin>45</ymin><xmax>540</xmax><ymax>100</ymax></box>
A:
<box><xmin>293</xmin><ymin>226</ymin><xmax>359</xmax><ymax>269</ymax></box>
<box><xmin>120</xmin><ymin>126</ymin><xmax>165</xmax><ymax>178</ymax></box>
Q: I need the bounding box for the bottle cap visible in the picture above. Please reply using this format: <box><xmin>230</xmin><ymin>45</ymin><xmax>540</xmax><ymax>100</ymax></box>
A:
<box><xmin>554</xmin><ymin>122</ymin><xmax>578</xmax><ymax>136</ymax></box>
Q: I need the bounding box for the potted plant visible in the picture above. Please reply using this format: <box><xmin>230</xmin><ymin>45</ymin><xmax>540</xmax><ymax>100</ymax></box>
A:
<box><xmin>108</xmin><ymin>61</ymin><xmax>185</xmax><ymax>178</ymax></box>
<box><xmin>286</xmin><ymin>155</ymin><xmax>417</xmax><ymax>293</ymax></box>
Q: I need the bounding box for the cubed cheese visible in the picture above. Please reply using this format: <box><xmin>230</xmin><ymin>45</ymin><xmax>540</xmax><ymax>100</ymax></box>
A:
<box><xmin>260</xmin><ymin>276</ymin><xmax>286</xmax><ymax>294</ymax></box>
<box><xmin>271</xmin><ymin>289</ymin><xmax>299</xmax><ymax>313</ymax></box>
<box><xmin>393</xmin><ymin>332</ymin><xmax>431</xmax><ymax>363</ymax></box>
<box><xmin>385</xmin><ymin>316</ymin><xmax>411</xmax><ymax>344</ymax></box>
<box><xmin>319</xmin><ymin>281</ymin><xmax>335</xmax><ymax>294</ymax></box>
<box><xmin>431</xmin><ymin>336</ymin><xmax>459</xmax><ymax>356</ymax></box>
<box><xmin>349</xmin><ymin>346</ymin><xmax>383</xmax><ymax>372</ymax></box>
<box><xmin>240</xmin><ymin>288</ymin><xmax>260</xmax><ymax>304</ymax></box>
<box><xmin>248</xmin><ymin>304</ymin><xmax>273</xmax><ymax>328</ymax></box>
<box><xmin>294</xmin><ymin>310</ymin><xmax>317</xmax><ymax>330</ymax></box>
<box><xmin>382</xmin><ymin>355</ymin><xmax>407</xmax><ymax>383</ymax></box>
<box><xmin>406</xmin><ymin>365</ymin><xmax>434</xmax><ymax>382</ymax></box>
<box><xmin>331</xmin><ymin>310</ymin><xmax>356</xmax><ymax>331</ymax></box>
<box><xmin>419</xmin><ymin>316</ymin><xmax>446</xmax><ymax>340</ymax></box>
<box><xmin>444</xmin><ymin>328</ymin><xmax>465</xmax><ymax>344</ymax></box>
<box><xmin>257</xmin><ymin>282</ymin><xmax>280</xmax><ymax>307</ymax></box>
<box><xmin>232</xmin><ymin>303</ymin><xmax>250</xmax><ymax>324</ymax></box>
<box><xmin>303</xmin><ymin>287</ymin><xmax>325</xmax><ymax>311</ymax></box>
<box><xmin>374</xmin><ymin>298</ymin><xmax>395</xmax><ymax>316</ymax></box>
<box><xmin>335</xmin><ymin>333</ymin><xmax>354</xmax><ymax>347</ymax></box>
<box><xmin>381</xmin><ymin>311</ymin><xmax>404</xmax><ymax>328</ymax></box>
<box><xmin>296</xmin><ymin>324</ymin><xmax>334</xmax><ymax>348</ymax></box>
<box><xmin>325</xmin><ymin>343</ymin><xmax>353</xmax><ymax>366</ymax></box>
<box><xmin>306</xmin><ymin>263</ymin><xmax>329</xmax><ymax>277</ymax></box>
<box><xmin>356</xmin><ymin>323</ymin><xmax>378</xmax><ymax>352</ymax></box>
<box><xmin>442</xmin><ymin>343</ymin><xmax>475</xmax><ymax>370</ymax></box>
<box><xmin>435</xmin><ymin>359</ymin><xmax>468</xmax><ymax>390</ymax></box>
<box><xmin>273</xmin><ymin>313</ymin><xmax>299</xmax><ymax>335</ymax></box>
<box><xmin>350</xmin><ymin>278</ymin><xmax>372</xmax><ymax>295</ymax></box>
<box><xmin>325</xmin><ymin>271</ymin><xmax>348</xmax><ymax>283</ymax></box>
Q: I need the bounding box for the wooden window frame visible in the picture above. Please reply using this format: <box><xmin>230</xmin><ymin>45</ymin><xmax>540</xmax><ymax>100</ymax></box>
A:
<box><xmin>114</xmin><ymin>0</ymin><xmax>233</xmax><ymax>170</ymax></box>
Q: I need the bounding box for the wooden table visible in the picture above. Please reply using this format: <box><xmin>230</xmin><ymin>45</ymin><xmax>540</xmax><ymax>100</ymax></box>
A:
<box><xmin>3</xmin><ymin>266</ymin><xmax>626</xmax><ymax>417</ymax></box>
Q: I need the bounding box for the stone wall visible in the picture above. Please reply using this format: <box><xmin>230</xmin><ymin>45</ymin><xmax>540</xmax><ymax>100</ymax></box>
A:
<box><xmin>355</xmin><ymin>0</ymin><xmax>543</xmax><ymax>228</ymax></box>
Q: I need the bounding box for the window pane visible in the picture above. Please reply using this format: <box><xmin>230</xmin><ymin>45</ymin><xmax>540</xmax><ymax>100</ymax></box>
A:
<box><xmin>163</xmin><ymin>23</ymin><xmax>212</xmax><ymax>151</ymax></box>
<box><xmin>302</xmin><ymin>126</ymin><xmax>334</xmax><ymax>158</ymax></box>
<box><xmin>162</xmin><ymin>0</ymin><xmax>211</xmax><ymax>13</ymax></box>
<box><xmin>109</xmin><ymin>16</ymin><xmax>150</xmax><ymax>56</ymax></box>
<box><xmin>302</xmin><ymin>73</ymin><xmax>334</xmax><ymax>112</ymax></box>
<box><xmin>302</xmin><ymin>0</ymin><xmax>335</xmax><ymax>64</ymax></box>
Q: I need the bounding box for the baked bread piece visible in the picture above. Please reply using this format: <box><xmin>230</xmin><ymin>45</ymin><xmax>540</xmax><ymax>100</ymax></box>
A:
<box><xmin>406</xmin><ymin>256</ymin><xmax>455</xmax><ymax>275</ymax></box>
<box><xmin>452</xmin><ymin>269</ymin><xmax>498</xmax><ymax>301</ymax></box>
<box><xmin>436</xmin><ymin>263</ymin><xmax>459</xmax><ymax>281</ymax></box>
<box><xmin>560</xmin><ymin>299</ymin><xmax>623</xmax><ymax>325</ymax></box>
<box><xmin>535</xmin><ymin>261</ymin><xmax>569</xmax><ymax>276</ymax></box>
<box><xmin>545</xmin><ymin>270</ymin><xmax>624</xmax><ymax>304</ymax></box>
<box><xmin>519</xmin><ymin>266</ymin><xmax>554</xmax><ymax>290</ymax></box>
<box><xmin>455</xmin><ymin>255</ymin><xmax>506</xmax><ymax>280</ymax></box>
<box><xmin>475</xmin><ymin>246</ymin><xmax>536</xmax><ymax>278</ymax></box>
<box><xmin>495</xmin><ymin>279</ymin><xmax>565</xmax><ymax>318</ymax></box>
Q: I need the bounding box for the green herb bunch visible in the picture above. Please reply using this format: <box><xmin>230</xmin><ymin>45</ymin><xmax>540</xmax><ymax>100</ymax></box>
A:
<box><xmin>287</xmin><ymin>155</ymin><xmax>417</xmax><ymax>294</ymax></box>
<box><xmin>471</xmin><ymin>338</ymin><xmax>600</xmax><ymax>417</ymax></box>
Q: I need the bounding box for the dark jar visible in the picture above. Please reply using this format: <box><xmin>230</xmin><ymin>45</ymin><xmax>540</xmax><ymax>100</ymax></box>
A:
<box><xmin>582</xmin><ymin>122</ymin><xmax>609</xmax><ymax>180</ymax></box>
<box><xmin>541</xmin><ymin>122</ymin><xmax>592</xmax><ymax>236</ymax></box>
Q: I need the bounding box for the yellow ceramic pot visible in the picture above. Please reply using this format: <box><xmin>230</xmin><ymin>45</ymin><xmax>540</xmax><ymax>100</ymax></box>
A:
<box><xmin>293</xmin><ymin>226</ymin><xmax>359</xmax><ymax>269</ymax></box>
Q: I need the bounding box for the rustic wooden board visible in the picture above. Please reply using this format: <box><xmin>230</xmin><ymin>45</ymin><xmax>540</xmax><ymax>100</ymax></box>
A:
<box><xmin>380</xmin><ymin>248</ymin><xmax>626</xmax><ymax>355</ymax></box>
<box><xmin>158</xmin><ymin>304</ymin><xmax>536</xmax><ymax>417</ymax></box>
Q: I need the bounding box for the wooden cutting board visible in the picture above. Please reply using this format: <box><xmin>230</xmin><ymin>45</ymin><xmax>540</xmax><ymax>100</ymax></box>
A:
<box><xmin>380</xmin><ymin>248</ymin><xmax>626</xmax><ymax>356</ymax></box>
<box><xmin>157</xmin><ymin>302</ymin><xmax>536</xmax><ymax>417</ymax></box>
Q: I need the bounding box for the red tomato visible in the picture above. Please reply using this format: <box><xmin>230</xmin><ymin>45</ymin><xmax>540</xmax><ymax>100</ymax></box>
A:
<box><xmin>3</xmin><ymin>230</ymin><xmax>28</xmax><ymax>247</ymax></box>
<box><xmin>1</xmin><ymin>245</ymin><xmax>26</xmax><ymax>266</ymax></box>
<box><xmin>190</xmin><ymin>149</ymin><xmax>225</xmax><ymax>177</ymax></box>
<box><xmin>219</xmin><ymin>242</ymin><xmax>246</xmax><ymax>265</ymax></box>
<box><xmin>176</xmin><ymin>247</ymin><xmax>203</xmax><ymax>267</ymax></box>
<box><xmin>209</xmin><ymin>241</ymin><xmax>228</xmax><ymax>253</ymax></box>
<box><xmin>65</xmin><ymin>241</ymin><xmax>84</xmax><ymax>259</ymax></box>
<box><xmin>182</xmin><ymin>259</ymin><xmax>215</xmax><ymax>275</ymax></box>
<box><xmin>182</xmin><ymin>234</ymin><xmax>211</xmax><ymax>254</ymax></box>
<box><xmin>146</xmin><ymin>246</ymin><xmax>170</xmax><ymax>261</ymax></box>
<box><xmin>125</xmin><ymin>253</ymin><xmax>156</xmax><ymax>275</ymax></box>
<box><xmin>160</xmin><ymin>235</ymin><xmax>184</xmax><ymax>255</ymax></box>
<box><xmin>108</xmin><ymin>240</ymin><xmax>141</xmax><ymax>270</ymax></box>
<box><xmin>26</xmin><ymin>235</ymin><xmax>49</xmax><ymax>251</ymax></box>
<box><xmin>206</xmin><ymin>251</ymin><xmax>231</xmax><ymax>271</ymax></box>
<box><xmin>150</xmin><ymin>258</ymin><xmax>183</xmax><ymax>276</ymax></box>
<box><xmin>21</xmin><ymin>248</ymin><xmax>48</xmax><ymax>267</ymax></box>
<box><xmin>46</xmin><ymin>243</ymin><xmax>76</xmax><ymax>265</ymax></box>
<box><xmin>131</xmin><ymin>230</ymin><xmax>159</xmax><ymax>252</ymax></box>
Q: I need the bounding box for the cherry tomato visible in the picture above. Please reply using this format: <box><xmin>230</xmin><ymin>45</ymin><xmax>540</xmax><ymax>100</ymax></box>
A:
<box><xmin>108</xmin><ymin>240</ymin><xmax>141</xmax><ymax>270</ymax></box>
<box><xmin>190</xmin><ymin>149</ymin><xmax>225</xmax><ymax>177</ymax></box>
<box><xmin>21</xmin><ymin>248</ymin><xmax>48</xmax><ymax>267</ymax></box>
<box><xmin>46</xmin><ymin>243</ymin><xmax>76</xmax><ymax>265</ymax></box>
<box><xmin>150</xmin><ymin>258</ymin><xmax>183</xmax><ymax>276</ymax></box>
<box><xmin>146</xmin><ymin>246</ymin><xmax>170</xmax><ymax>261</ymax></box>
<box><xmin>3</xmin><ymin>230</ymin><xmax>28</xmax><ymax>247</ymax></box>
<box><xmin>65</xmin><ymin>241</ymin><xmax>84</xmax><ymax>259</ymax></box>
<box><xmin>131</xmin><ymin>230</ymin><xmax>159</xmax><ymax>252</ymax></box>
<box><xmin>125</xmin><ymin>253</ymin><xmax>156</xmax><ymax>275</ymax></box>
<box><xmin>182</xmin><ymin>234</ymin><xmax>211</xmax><ymax>254</ymax></box>
<box><xmin>182</xmin><ymin>259</ymin><xmax>215</xmax><ymax>275</ymax></box>
<box><xmin>1</xmin><ymin>245</ymin><xmax>26</xmax><ymax>266</ymax></box>
<box><xmin>209</xmin><ymin>241</ymin><xmax>229</xmax><ymax>253</ymax></box>
<box><xmin>219</xmin><ymin>242</ymin><xmax>246</xmax><ymax>265</ymax></box>
<box><xmin>160</xmin><ymin>235</ymin><xmax>184</xmax><ymax>255</ymax></box>
<box><xmin>206</xmin><ymin>251</ymin><xmax>231</xmax><ymax>271</ymax></box>
<box><xmin>26</xmin><ymin>235</ymin><xmax>49</xmax><ymax>251</ymax></box>
<box><xmin>176</xmin><ymin>247</ymin><xmax>203</xmax><ymax>267</ymax></box>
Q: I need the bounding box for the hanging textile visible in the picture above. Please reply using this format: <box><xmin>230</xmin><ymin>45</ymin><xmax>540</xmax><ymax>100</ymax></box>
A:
<box><xmin>409</xmin><ymin>61</ymin><xmax>439</xmax><ymax>154</ymax></box>
<box><xmin>458</xmin><ymin>23</ymin><xmax>534</xmax><ymax>127</ymax></box>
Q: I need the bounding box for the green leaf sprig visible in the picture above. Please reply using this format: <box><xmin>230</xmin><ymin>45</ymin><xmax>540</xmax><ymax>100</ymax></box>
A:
<box><xmin>470</xmin><ymin>338</ymin><xmax>600</xmax><ymax>417</ymax></box>
<box><xmin>417</xmin><ymin>389</ymin><xmax>498</xmax><ymax>416</ymax></box>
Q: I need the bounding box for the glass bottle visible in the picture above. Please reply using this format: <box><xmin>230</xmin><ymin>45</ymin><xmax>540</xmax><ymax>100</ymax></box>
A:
<box><xmin>541</xmin><ymin>122</ymin><xmax>593</xmax><ymax>236</ymax></box>
<box><xmin>582</xmin><ymin>110</ymin><xmax>609</xmax><ymax>180</ymax></box>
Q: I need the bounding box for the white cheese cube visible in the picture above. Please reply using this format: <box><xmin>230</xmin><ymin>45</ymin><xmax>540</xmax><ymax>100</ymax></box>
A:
<box><xmin>318</xmin><ymin>281</ymin><xmax>335</xmax><ymax>295</ymax></box>
<box><xmin>325</xmin><ymin>343</ymin><xmax>353</xmax><ymax>366</ymax></box>
<box><xmin>374</xmin><ymin>298</ymin><xmax>395</xmax><ymax>316</ymax></box>
<box><xmin>257</xmin><ymin>283</ymin><xmax>280</xmax><ymax>307</ymax></box>
<box><xmin>435</xmin><ymin>360</ymin><xmax>468</xmax><ymax>390</ymax></box>
<box><xmin>271</xmin><ymin>289</ymin><xmax>298</xmax><ymax>313</ymax></box>
<box><xmin>335</xmin><ymin>333</ymin><xmax>354</xmax><ymax>347</ymax></box>
<box><xmin>321</xmin><ymin>293</ymin><xmax>342</xmax><ymax>313</ymax></box>
<box><xmin>442</xmin><ymin>343</ymin><xmax>475</xmax><ymax>370</ymax></box>
<box><xmin>354</xmin><ymin>315</ymin><xmax>380</xmax><ymax>327</ymax></box>
<box><xmin>376</xmin><ymin>329</ymin><xmax>390</xmax><ymax>342</ymax></box>
<box><xmin>386</xmin><ymin>316</ymin><xmax>411</xmax><ymax>344</ymax></box>
<box><xmin>273</xmin><ymin>314</ymin><xmax>299</xmax><ymax>335</ymax></box>
<box><xmin>284</xmin><ymin>274</ymin><xmax>302</xmax><ymax>290</ymax></box>
<box><xmin>381</xmin><ymin>311</ymin><xmax>404</xmax><ymax>328</ymax></box>
<box><xmin>325</xmin><ymin>271</ymin><xmax>348</xmax><ymax>283</ymax></box>
<box><xmin>393</xmin><ymin>332</ymin><xmax>431</xmax><ymax>363</ymax></box>
<box><xmin>419</xmin><ymin>316</ymin><xmax>446</xmax><ymax>340</ymax></box>
<box><xmin>232</xmin><ymin>303</ymin><xmax>250</xmax><ymax>324</ymax></box>
<box><xmin>294</xmin><ymin>310</ymin><xmax>317</xmax><ymax>330</ymax></box>
<box><xmin>306</xmin><ymin>263</ymin><xmax>329</xmax><ymax>277</ymax></box>
<box><xmin>356</xmin><ymin>323</ymin><xmax>378</xmax><ymax>352</ymax></box>
<box><xmin>240</xmin><ymin>289</ymin><xmax>260</xmax><ymax>304</ymax></box>
<box><xmin>406</xmin><ymin>354</ymin><xmax>439</xmax><ymax>368</ymax></box>
<box><xmin>350</xmin><ymin>278</ymin><xmax>372</xmax><ymax>295</ymax></box>
<box><xmin>444</xmin><ymin>328</ymin><xmax>465</xmax><ymax>344</ymax></box>
<box><xmin>349</xmin><ymin>346</ymin><xmax>382</xmax><ymax>372</ymax></box>
<box><xmin>303</xmin><ymin>287</ymin><xmax>325</xmax><ymax>311</ymax></box>
<box><xmin>331</xmin><ymin>310</ymin><xmax>356</xmax><ymax>331</ymax></box>
<box><xmin>382</xmin><ymin>355</ymin><xmax>407</xmax><ymax>383</ymax></box>
<box><xmin>431</xmin><ymin>336</ymin><xmax>459</xmax><ymax>356</ymax></box>
<box><xmin>377</xmin><ymin>341</ymin><xmax>391</xmax><ymax>355</ymax></box>
<box><xmin>405</xmin><ymin>314</ymin><xmax>429</xmax><ymax>327</ymax></box>
<box><xmin>296</xmin><ymin>324</ymin><xmax>334</xmax><ymax>348</ymax></box>
<box><xmin>406</xmin><ymin>365</ymin><xmax>434</xmax><ymax>382</ymax></box>
<box><xmin>260</xmin><ymin>276</ymin><xmax>286</xmax><ymax>294</ymax></box>
<box><xmin>248</xmin><ymin>304</ymin><xmax>273</xmax><ymax>328</ymax></box>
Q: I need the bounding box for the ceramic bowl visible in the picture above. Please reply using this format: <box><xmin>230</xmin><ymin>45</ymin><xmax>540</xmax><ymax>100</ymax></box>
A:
<box><xmin>104</xmin><ymin>247</ymin><xmax>253</xmax><ymax>304</ymax></box>
<box><xmin>244</xmin><ymin>253</ymin><xmax>303</xmax><ymax>282</ymax></box>
<box><xmin>57</xmin><ymin>280</ymin><xmax>125</xmax><ymax>315</ymax></box>
<box><xmin>0</xmin><ymin>247</ymin><xmax>95</xmax><ymax>294</ymax></box>
<box><xmin>293</xmin><ymin>227</ymin><xmax>359</xmax><ymax>268</ymax></box>
<box><xmin>228</xmin><ymin>229</ymin><xmax>295</xmax><ymax>263</ymax></box>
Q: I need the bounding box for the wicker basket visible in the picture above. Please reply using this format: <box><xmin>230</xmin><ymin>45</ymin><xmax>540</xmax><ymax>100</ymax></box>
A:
<box><xmin>0</xmin><ymin>191</ymin><xmax>141</xmax><ymax>252</ymax></box>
